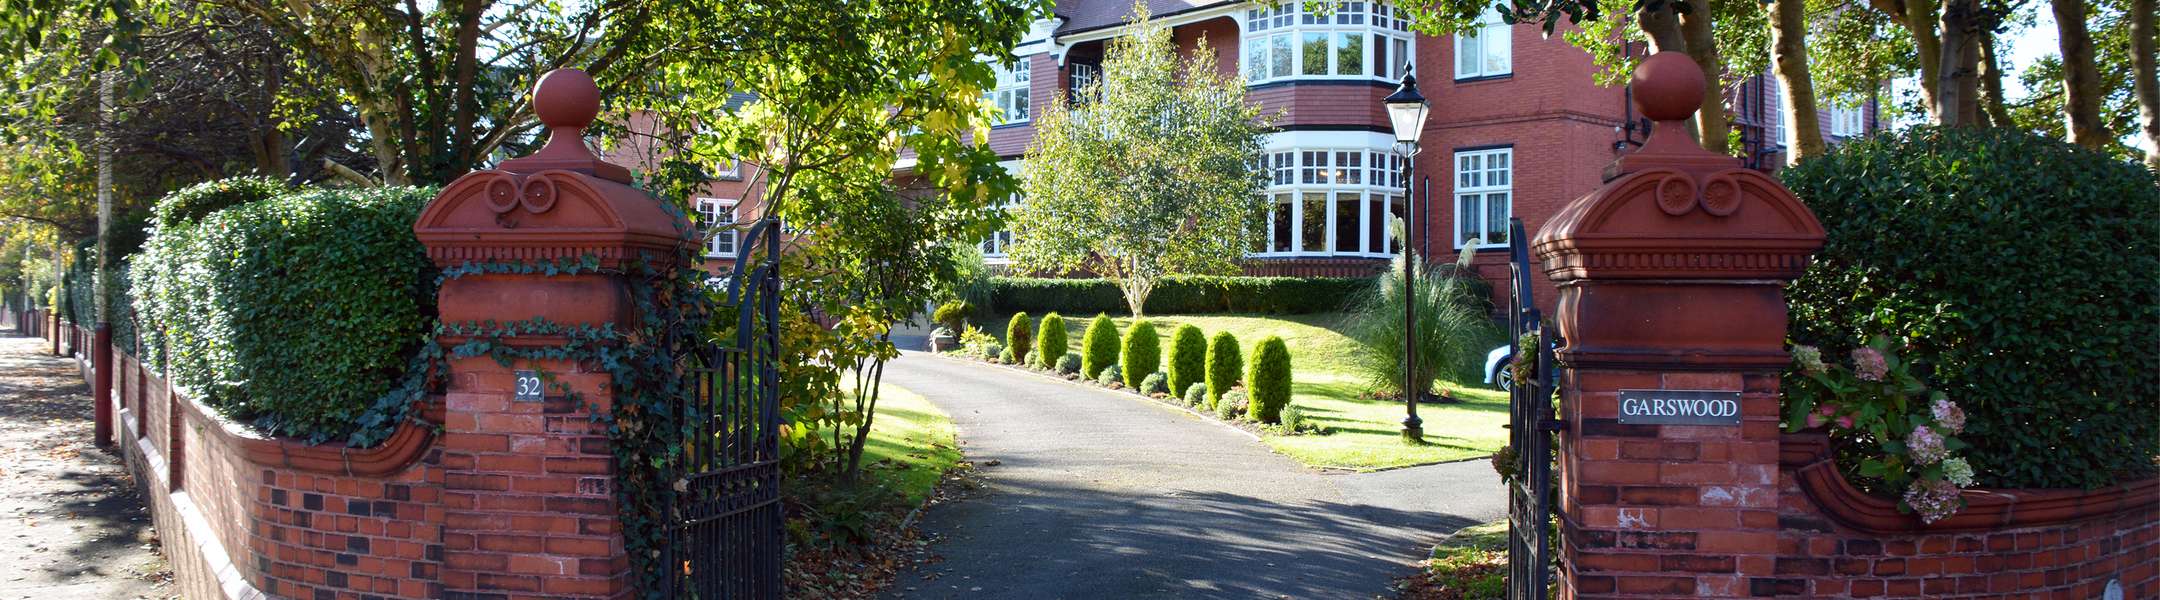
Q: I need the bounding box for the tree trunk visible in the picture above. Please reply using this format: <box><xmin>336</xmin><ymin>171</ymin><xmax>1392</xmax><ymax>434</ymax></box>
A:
<box><xmin>95</xmin><ymin>72</ymin><xmax>112</xmax><ymax>325</ymax></box>
<box><xmin>1935</xmin><ymin>0</ymin><xmax>1983</xmax><ymax>126</ymax></box>
<box><xmin>1772</xmin><ymin>0</ymin><xmax>1826</xmax><ymax>162</ymax></box>
<box><xmin>2133</xmin><ymin>0</ymin><xmax>2160</xmax><ymax>169</ymax></box>
<box><xmin>2052</xmin><ymin>0</ymin><xmax>2111</xmax><ymax>147</ymax></box>
<box><xmin>1679</xmin><ymin>1</ymin><xmax>1730</xmax><ymax>154</ymax></box>
<box><xmin>1883</xmin><ymin>0</ymin><xmax>1947</xmax><ymax>123</ymax></box>
<box><xmin>1978</xmin><ymin>27</ymin><xmax>2017</xmax><ymax>128</ymax></box>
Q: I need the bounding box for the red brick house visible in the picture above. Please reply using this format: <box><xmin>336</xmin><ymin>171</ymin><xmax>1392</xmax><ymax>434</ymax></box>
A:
<box><xmin>613</xmin><ymin>0</ymin><xmax>1881</xmax><ymax>308</ymax></box>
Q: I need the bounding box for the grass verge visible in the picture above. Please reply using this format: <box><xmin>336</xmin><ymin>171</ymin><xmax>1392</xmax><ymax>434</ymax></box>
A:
<box><xmin>1395</xmin><ymin>520</ymin><xmax>1508</xmax><ymax>599</ymax></box>
<box><xmin>857</xmin><ymin>384</ymin><xmax>962</xmax><ymax>505</ymax></box>
<box><xmin>972</xmin><ymin>312</ymin><xmax>1508</xmax><ymax>470</ymax></box>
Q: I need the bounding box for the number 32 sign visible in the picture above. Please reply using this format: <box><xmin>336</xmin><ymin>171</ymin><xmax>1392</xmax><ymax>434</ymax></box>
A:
<box><xmin>514</xmin><ymin>370</ymin><xmax>545</xmax><ymax>402</ymax></box>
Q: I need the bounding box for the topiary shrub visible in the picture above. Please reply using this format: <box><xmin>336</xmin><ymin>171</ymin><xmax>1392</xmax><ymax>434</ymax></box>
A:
<box><xmin>1121</xmin><ymin>320</ymin><xmax>1161</xmax><ymax>389</ymax></box>
<box><xmin>132</xmin><ymin>185</ymin><xmax>437</xmax><ymax>443</ymax></box>
<box><xmin>932</xmin><ymin>300</ymin><xmax>972</xmax><ymax>332</ymax></box>
<box><xmin>1182</xmin><ymin>382</ymin><xmax>1206</xmax><ymax>407</ymax></box>
<box><xmin>152</xmin><ymin>176</ymin><xmax>287</xmax><ymax>230</ymax></box>
<box><xmin>1005</xmin><ymin>311</ymin><xmax>1034</xmax><ymax>363</ymax></box>
<box><xmin>998</xmin><ymin>346</ymin><xmax>1016</xmax><ymax>365</ymax></box>
<box><xmin>1140</xmin><ymin>371</ymin><xmax>1170</xmax><ymax>396</ymax></box>
<box><xmin>1036</xmin><ymin>312</ymin><xmax>1068</xmax><ymax>369</ymax></box>
<box><xmin>1057</xmin><ymin>352</ymin><xmax>1082</xmax><ymax>375</ymax></box>
<box><xmin>981</xmin><ymin>343</ymin><xmax>1004</xmax><ymax>362</ymax></box>
<box><xmin>1782</xmin><ymin>126</ymin><xmax>2159</xmax><ymax>489</ymax></box>
<box><xmin>1082</xmin><ymin>314</ymin><xmax>1119</xmax><ymax>379</ymax></box>
<box><xmin>1216</xmin><ymin>388</ymin><xmax>1248</xmax><ymax>421</ymax></box>
<box><xmin>1205</xmin><ymin>331</ymin><xmax>1242</xmax><ymax>408</ymax></box>
<box><xmin>1097</xmin><ymin>363</ymin><xmax>1123</xmax><ymax>388</ymax></box>
<box><xmin>1247</xmin><ymin>336</ymin><xmax>1292</xmax><ymax>424</ymax></box>
<box><xmin>1166</xmin><ymin>324</ymin><xmax>1206</xmax><ymax>401</ymax></box>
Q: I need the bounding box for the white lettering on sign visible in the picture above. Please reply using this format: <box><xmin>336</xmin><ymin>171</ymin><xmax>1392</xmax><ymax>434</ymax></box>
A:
<box><xmin>514</xmin><ymin>370</ymin><xmax>545</xmax><ymax>402</ymax></box>
<box><xmin>1615</xmin><ymin>390</ymin><xmax>1742</xmax><ymax>425</ymax></box>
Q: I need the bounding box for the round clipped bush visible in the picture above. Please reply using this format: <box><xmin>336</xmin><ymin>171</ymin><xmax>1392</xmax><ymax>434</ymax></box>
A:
<box><xmin>998</xmin><ymin>346</ymin><xmax>1017</xmax><ymax>365</ymax></box>
<box><xmin>1205</xmin><ymin>331</ymin><xmax>1242</xmax><ymax>408</ymax></box>
<box><xmin>1121</xmin><ymin>320</ymin><xmax>1161</xmax><ymax>389</ymax></box>
<box><xmin>1247</xmin><ymin>336</ymin><xmax>1292</xmax><ymax>424</ymax></box>
<box><xmin>1057</xmin><ymin>352</ymin><xmax>1082</xmax><ymax>375</ymax></box>
<box><xmin>1182</xmin><ymin>382</ymin><xmax>1206</xmax><ymax>407</ymax></box>
<box><xmin>1097</xmin><ymin>363</ymin><xmax>1123</xmax><ymax>387</ymax></box>
<box><xmin>981</xmin><ymin>343</ymin><xmax>1004</xmax><ymax>362</ymax></box>
<box><xmin>1005</xmin><ymin>311</ymin><xmax>1034</xmax><ymax>363</ymax></box>
<box><xmin>1166</xmin><ymin>324</ymin><xmax>1206</xmax><ymax>400</ymax></box>
<box><xmin>1783</xmin><ymin>126</ymin><xmax>2159</xmax><ymax>489</ymax></box>
<box><xmin>1216</xmin><ymin>388</ymin><xmax>1249</xmax><ymax>421</ymax></box>
<box><xmin>132</xmin><ymin>185</ymin><xmax>437</xmax><ymax>443</ymax></box>
<box><xmin>932</xmin><ymin>300</ymin><xmax>972</xmax><ymax>332</ymax></box>
<box><xmin>1082</xmin><ymin>314</ymin><xmax>1119</xmax><ymax>379</ymax></box>
<box><xmin>1140</xmin><ymin>371</ymin><xmax>1170</xmax><ymax>396</ymax></box>
<box><xmin>1037</xmin><ymin>312</ymin><xmax>1068</xmax><ymax>369</ymax></box>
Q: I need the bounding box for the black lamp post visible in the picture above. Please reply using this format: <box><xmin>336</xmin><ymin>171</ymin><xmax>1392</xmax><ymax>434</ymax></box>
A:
<box><xmin>1384</xmin><ymin>65</ymin><xmax>1430</xmax><ymax>443</ymax></box>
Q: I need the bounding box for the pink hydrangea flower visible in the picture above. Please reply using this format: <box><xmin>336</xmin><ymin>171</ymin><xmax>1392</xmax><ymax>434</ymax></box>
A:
<box><xmin>1903</xmin><ymin>479</ymin><xmax>1964</xmax><ymax>524</ymax></box>
<box><xmin>1931</xmin><ymin>398</ymin><xmax>1966</xmax><ymax>433</ymax></box>
<box><xmin>1906</xmin><ymin>424</ymin><xmax>1948</xmax><ymax>464</ymax></box>
<box><xmin>1851</xmin><ymin>347</ymin><xmax>1889</xmax><ymax>381</ymax></box>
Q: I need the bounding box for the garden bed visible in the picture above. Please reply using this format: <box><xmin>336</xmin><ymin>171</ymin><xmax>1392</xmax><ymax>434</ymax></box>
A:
<box><xmin>958</xmin><ymin>312</ymin><xmax>1508</xmax><ymax>470</ymax></box>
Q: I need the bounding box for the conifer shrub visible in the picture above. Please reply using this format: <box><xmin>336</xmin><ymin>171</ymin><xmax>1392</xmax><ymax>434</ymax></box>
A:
<box><xmin>1005</xmin><ymin>311</ymin><xmax>1034</xmax><ymax>362</ymax></box>
<box><xmin>1166</xmin><ymin>324</ymin><xmax>1206</xmax><ymax>400</ymax></box>
<box><xmin>1082</xmin><ymin>314</ymin><xmax>1119</xmax><ymax>379</ymax></box>
<box><xmin>1057</xmin><ymin>352</ymin><xmax>1082</xmax><ymax>375</ymax></box>
<box><xmin>1216</xmin><ymin>388</ymin><xmax>1249</xmax><ymax>421</ymax></box>
<box><xmin>998</xmin><ymin>346</ymin><xmax>1016</xmax><ymax>364</ymax></box>
<box><xmin>1247</xmin><ymin>336</ymin><xmax>1292</xmax><ymax>424</ymax></box>
<box><xmin>1097</xmin><ymin>363</ymin><xmax>1123</xmax><ymax>387</ymax></box>
<box><xmin>1140</xmin><ymin>371</ymin><xmax>1170</xmax><ymax>396</ymax></box>
<box><xmin>1204</xmin><ymin>331</ymin><xmax>1242</xmax><ymax>408</ymax></box>
<box><xmin>932</xmin><ymin>300</ymin><xmax>972</xmax><ymax>332</ymax></box>
<box><xmin>1036</xmin><ymin>312</ymin><xmax>1068</xmax><ymax>369</ymax></box>
<box><xmin>1182</xmin><ymin>382</ymin><xmax>1207</xmax><ymax>407</ymax></box>
<box><xmin>1121</xmin><ymin>320</ymin><xmax>1161</xmax><ymax>389</ymax></box>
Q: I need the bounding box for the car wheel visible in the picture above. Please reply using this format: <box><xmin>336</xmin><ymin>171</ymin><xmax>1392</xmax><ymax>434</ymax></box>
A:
<box><xmin>1495</xmin><ymin>358</ymin><xmax>1514</xmax><ymax>392</ymax></box>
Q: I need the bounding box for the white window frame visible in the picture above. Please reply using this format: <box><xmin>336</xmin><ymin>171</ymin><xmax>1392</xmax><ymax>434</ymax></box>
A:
<box><xmin>987</xmin><ymin>59</ymin><xmax>1032</xmax><ymax>125</ymax></box>
<box><xmin>1452</xmin><ymin>147</ymin><xmax>1512</xmax><ymax>249</ymax></box>
<box><xmin>1830</xmin><ymin>105</ymin><xmax>1865</xmax><ymax>137</ymax></box>
<box><xmin>696</xmin><ymin>197</ymin><xmax>740</xmax><ymax>258</ymax></box>
<box><xmin>1454</xmin><ymin>9</ymin><xmax>1512</xmax><ymax>80</ymax></box>
<box><xmin>708</xmin><ymin>157</ymin><xmax>742</xmax><ymax>181</ymax></box>
<box><xmin>1069</xmin><ymin>62</ymin><xmax>1101</xmax><ymax>102</ymax></box>
<box><xmin>1243</xmin><ymin>1</ymin><xmax>1414</xmax><ymax>85</ymax></box>
<box><xmin>1253</xmin><ymin>146</ymin><xmax>1406</xmax><ymax>258</ymax></box>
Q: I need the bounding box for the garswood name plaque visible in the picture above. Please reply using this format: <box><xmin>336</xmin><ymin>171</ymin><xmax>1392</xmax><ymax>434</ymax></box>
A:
<box><xmin>1616</xmin><ymin>389</ymin><xmax>1742</xmax><ymax>425</ymax></box>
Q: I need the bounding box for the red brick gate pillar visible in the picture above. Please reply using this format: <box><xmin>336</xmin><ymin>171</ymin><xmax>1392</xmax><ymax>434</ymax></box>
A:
<box><xmin>1532</xmin><ymin>53</ymin><xmax>1826</xmax><ymax>598</ymax></box>
<box><xmin>414</xmin><ymin>68</ymin><xmax>685</xmax><ymax>599</ymax></box>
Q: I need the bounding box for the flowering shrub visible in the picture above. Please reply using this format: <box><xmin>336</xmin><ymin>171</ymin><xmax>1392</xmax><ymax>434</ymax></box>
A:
<box><xmin>1784</xmin><ymin>336</ymin><xmax>1976</xmax><ymax>523</ymax></box>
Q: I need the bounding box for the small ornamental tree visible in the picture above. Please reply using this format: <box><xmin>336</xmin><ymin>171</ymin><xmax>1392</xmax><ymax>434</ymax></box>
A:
<box><xmin>1121</xmin><ymin>319</ymin><xmax>1161</xmax><ymax>389</ymax></box>
<box><xmin>1005</xmin><ymin>311</ymin><xmax>1034</xmax><ymax>363</ymax></box>
<box><xmin>1247</xmin><ymin>336</ymin><xmax>1291</xmax><ymax>424</ymax></box>
<box><xmin>1082</xmin><ymin>314</ymin><xmax>1120</xmax><ymax>379</ymax></box>
<box><xmin>1167</xmin><ymin>324</ymin><xmax>1206</xmax><ymax>399</ymax></box>
<box><xmin>1205</xmin><ymin>331</ymin><xmax>1242</xmax><ymax>408</ymax></box>
<box><xmin>933</xmin><ymin>300</ymin><xmax>972</xmax><ymax>332</ymax></box>
<box><xmin>1009</xmin><ymin>4</ymin><xmax>1269</xmax><ymax>316</ymax></box>
<box><xmin>1036</xmin><ymin>312</ymin><xmax>1068</xmax><ymax>369</ymax></box>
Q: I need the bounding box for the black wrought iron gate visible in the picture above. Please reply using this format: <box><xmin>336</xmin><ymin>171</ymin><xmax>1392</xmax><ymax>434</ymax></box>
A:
<box><xmin>662</xmin><ymin>218</ymin><xmax>784</xmax><ymax>599</ymax></box>
<box><xmin>1505</xmin><ymin>218</ymin><xmax>1560</xmax><ymax>600</ymax></box>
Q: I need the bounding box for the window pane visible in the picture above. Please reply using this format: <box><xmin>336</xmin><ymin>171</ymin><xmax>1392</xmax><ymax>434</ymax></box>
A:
<box><xmin>1013</xmin><ymin>90</ymin><xmax>1030</xmax><ymax>121</ymax></box>
<box><xmin>1270</xmin><ymin>34</ymin><xmax>1293</xmax><ymax>78</ymax></box>
<box><xmin>1272</xmin><ymin>195</ymin><xmax>1294</xmax><ymax>252</ymax></box>
<box><xmin>1458</xmin><ymin>194</ymin><xmax>1479</xmax><ymax>246</ymax></box>
<box><xmin>1303</xmin><ymin>33</ymin><xmax>1329</xmax><ymax>75</ymax></box>
<box><xmin>1373</xmin><ymin>34</ymin><xmax>1388</xmax><ymax>80</ymax></box>
<box><xmin>1302</xmin><ymin>192</ymin><xmax>1327</xmax><ymax>251</ymax></box>
<box><xmin>1390</xmin><ymin>196</ymin><xmax>1405</xmax><ymax>253</ymax></box>
<box><xmin>1245</xmin><ymin>40</ymin><xmax>1267</xmax><ymax>81</ymax></box>
<box><xmin>1337</xmin><ymin>33</ymin><xmax>1364</xmax><ymax>76</ymax></box>
<box><xmin>1486</xmin><ymin>192</ymin><xmax>1510</xmax><ymax>244</ymax></box>
<box><xmin>1456</xmin><ymin>33</ymin><xmax>1480</xmax><ymax>76</ymax></box>
<box><xmin>1484</xmin><ymin>22</ymin><xmax>1511</xmax><ymax>75</ymax></box>
<box><xmin>1392</xmin><ymin>39</ymin><xmax>1409</xmax><ymax>78</ymax></box>
<box><xmin>1338</xmin><ymin>151</ymin><xmax>1361</xmax><ymax>184</ymax></box>
<box><xmin>1368</xmin><ymin>196</ymin><xmax>1387</xmax><ymax>254</ymax></box>
<box><xmin>1334</xmin><ymin>192</ymin><xmax>1361</xmax><ymax>253</ymax></box>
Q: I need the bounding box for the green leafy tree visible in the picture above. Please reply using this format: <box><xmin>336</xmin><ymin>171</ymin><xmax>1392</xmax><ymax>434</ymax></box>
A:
<box><xmin>1121</xmin><ymin>319</ymin><xmax>1161</xmax><ymax>389</ymax></box>
<box><xmin>1010</xmin><ymin>4</ymin><xmax>1268</xmax><ymax>317</ymax></box>
<box><xmin>1083</xmin><ymin>314</ymin><xmax>1120</xmax><ymax>379</ymax></box>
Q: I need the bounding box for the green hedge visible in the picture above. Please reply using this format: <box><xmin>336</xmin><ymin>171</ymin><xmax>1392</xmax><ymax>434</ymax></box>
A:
<box><xmin>990</xmin><ymin>275</ymin><xmax>1458</xmax><ymax>315</ymax></box>
<box><xmin>132</xmin><ymin>185</ymin><xmax>439</xmax><ymax>443</ymax></box>
<box><xmin>1121</xmin><ymin>320</ymin><xmax>1160</xmax><ymax>389</ymax></box>
<box><xmin>1782</xmin><ymin>126</ymin><xmax>2159</xmax><ymax>489</ymax></box>
<box><xmin>152</xmin><ymin>176</ymin><xmax>287</xmax><ymax>230</ymax></box>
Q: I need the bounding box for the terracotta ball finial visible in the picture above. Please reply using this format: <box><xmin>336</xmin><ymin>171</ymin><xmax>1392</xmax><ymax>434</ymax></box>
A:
<box><xmin>1631</xmin><ymin>52</ymin><xmax>1705</xmax><ymax>122</ymax></box>
<box><xmin>532</xmin><ymin>68</ymin><xmax>601</xmax><ymax>131</ymax></box>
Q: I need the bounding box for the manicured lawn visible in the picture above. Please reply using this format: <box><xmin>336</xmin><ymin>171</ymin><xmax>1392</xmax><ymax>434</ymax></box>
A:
<box><xmin>976</xmin><ymin>311</ymin><xmax>1509</xmax><ymax>470</ymax></box>
<box><xmin>858</xmin><ymin>384</ymin><xmax>963</xmax><ymax>504</ymax></box>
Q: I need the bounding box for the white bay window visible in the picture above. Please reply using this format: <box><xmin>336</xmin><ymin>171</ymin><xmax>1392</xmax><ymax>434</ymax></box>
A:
<box><xmin>1245</xmin><ymin>2</ymin><xmax>1414</xmax><ymax>84</ymax></box>
<box><xmin>1255</xmin><ymin>147</ymin><xmax>1405</xmax><ymax>257</ymax></box>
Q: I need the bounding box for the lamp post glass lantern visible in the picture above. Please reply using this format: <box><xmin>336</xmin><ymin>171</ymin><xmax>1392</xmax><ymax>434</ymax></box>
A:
<box><xmin>1385</xmin><ymin>65</ymin><xmax>1428</xmax><ymax>443</ymax></box>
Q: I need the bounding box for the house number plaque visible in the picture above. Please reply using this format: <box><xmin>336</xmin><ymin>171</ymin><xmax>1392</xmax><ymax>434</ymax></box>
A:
<box><xmin>514</xmin><ymin>370</ymin><xmax>545</xmax><ymax>402</ymax></box>
<box><xmin>1616</xmin><ymin>389</ymin><xmax>1742</xmax><ymax>425</ymax></box>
